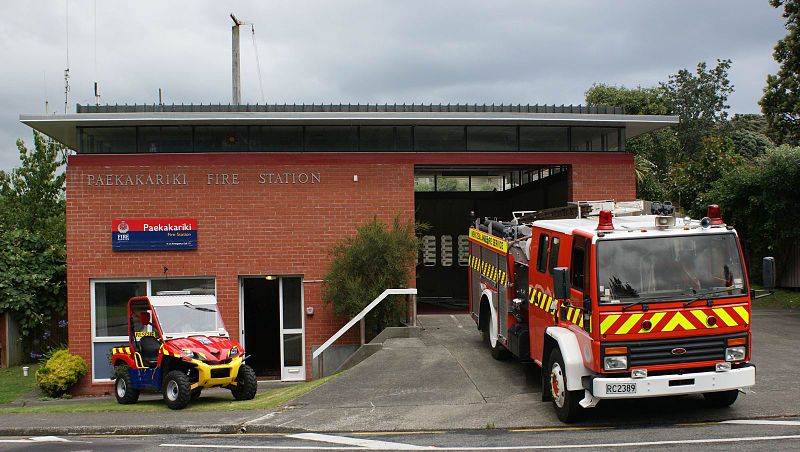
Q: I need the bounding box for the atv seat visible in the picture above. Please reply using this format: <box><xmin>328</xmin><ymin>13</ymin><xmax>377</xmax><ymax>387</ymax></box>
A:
<box><xmin>138</xmin><ymin>335</ymin><xmax>161</xmax><ymax>367</ymax></box>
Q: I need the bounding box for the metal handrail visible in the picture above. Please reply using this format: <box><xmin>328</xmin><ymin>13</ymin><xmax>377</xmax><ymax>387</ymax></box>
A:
<box><xmin>312</xmin><ymin>288</ymin><xmax>417</xmax><ymax>360</ymax></box>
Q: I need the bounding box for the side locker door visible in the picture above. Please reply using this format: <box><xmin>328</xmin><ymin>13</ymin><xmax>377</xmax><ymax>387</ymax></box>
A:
<box><xmin>497</xmin><ymin>247</ymin><xmax>509</xmax><ymax>344</ymax></box>
<box><xmin>529</xmin><ymin>229</ymin><xmax>551</xmax><ymax>364</ymax></box>
<box><xmin>569</xmin><ymin>233</ymin><xmax>594</xmax><ymax>368</ymax></box>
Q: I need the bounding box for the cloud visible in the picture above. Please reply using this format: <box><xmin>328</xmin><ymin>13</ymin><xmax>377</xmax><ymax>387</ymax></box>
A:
<box><xmin>0</xmin><ymin>0</ymin><xmax>787</xmax><ymax>170</ymax></box>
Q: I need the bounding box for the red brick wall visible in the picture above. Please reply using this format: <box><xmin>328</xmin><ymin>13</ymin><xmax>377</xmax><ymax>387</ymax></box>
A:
<box><xmin>66</xmin><ymin>153</ymin><xmax>415</xmax><ymax>394</ymax></box>
<box><xmin>568</xmin><ymin>156</ymin><xmax>636</xmax><ymax>202</ymax></box>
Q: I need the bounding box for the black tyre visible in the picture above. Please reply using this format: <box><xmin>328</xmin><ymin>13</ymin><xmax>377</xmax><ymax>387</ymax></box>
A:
<box><xmin>163</xmin><ymin>370</ymin><xmax>191</xmax><ymax>410</ymax></box>
<box><xmin>703</xmin><ymin>389</ymin><xmax>739</xmax><ymax>408</ymax></box>
<box><xmin>547</xmin><ymin>349</ymin><xmax>584</xmax><ymax>423</ymax></box>
<box><xmin>114</xmin><ymin>365</ymin><xmax>139</xmax><ymax>405</ymax></box>
<box><xmin>231</xmin><ymin>364</ymin><xmax>258</xmax><ymax>401</ymax></box>
<box><xmin>190</xmin><ymin>388</ymin><xmax>203</xmax><ymax>400</ymax></box>
<box><xmin>490</xmin><ymin>340</ymin><xmax>509</xmax><ymax>360</ymax></box>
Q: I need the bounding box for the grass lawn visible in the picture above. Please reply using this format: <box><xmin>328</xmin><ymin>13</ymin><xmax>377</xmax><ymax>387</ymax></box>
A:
<box><xmin>0</xmin><ymin>374</ymin><xmax>337</xmax><ymax>414</ymax></box>
<box><xmin>751</xmin><ymin>285</ymin><xmax>800</xmax><ymax>309</ymax></box>
<box><xmin>0</xmin><ymin>365</ymin><xmax>39</xmax><ymax>404</ymax></box>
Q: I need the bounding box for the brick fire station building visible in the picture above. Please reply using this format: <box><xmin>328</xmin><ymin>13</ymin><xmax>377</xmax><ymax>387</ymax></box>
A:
<box><xmin>21</xmin><ymin>104</ymin><xmax>676</xmax><ymax>394</ymax></box>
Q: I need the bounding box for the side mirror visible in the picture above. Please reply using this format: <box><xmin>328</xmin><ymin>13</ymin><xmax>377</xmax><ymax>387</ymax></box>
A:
<box><xmin>553</xmin><ymin>267</ymin><xmax>571</xmax><ymax>300</ymax></box>
<box><xmin>763</xmin><ymin>257</ymin><xmax>776</xmax><ymax>290</ymax></box>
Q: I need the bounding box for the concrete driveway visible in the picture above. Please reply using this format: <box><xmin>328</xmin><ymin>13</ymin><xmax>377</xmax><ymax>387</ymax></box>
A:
<box><xmin>249</xmin><ymin>310</ymin><xmax>800</xmax><ymax>431</ymax></box>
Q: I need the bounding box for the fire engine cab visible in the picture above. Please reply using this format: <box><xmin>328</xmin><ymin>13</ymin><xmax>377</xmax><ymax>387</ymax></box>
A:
<box><xmin>468</xmin><ymin>201</ymin><xmax>775</xmax><ymax>422</ymax></box>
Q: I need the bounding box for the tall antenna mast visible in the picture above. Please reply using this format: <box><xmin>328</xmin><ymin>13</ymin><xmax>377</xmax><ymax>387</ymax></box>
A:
<box><xmin>231</xmin><ymin>14</ymin><xmax>244</xmax><ymax>105</ymax></box>
<box><xmin>64</xmin><ymin>0</ymin><xmax>71</xmax><ymax>114</ymax></box>
<box><xmin>93</xmin><ymin>0</ymin><xmax>100</xmax><ymax>105</ymax></box>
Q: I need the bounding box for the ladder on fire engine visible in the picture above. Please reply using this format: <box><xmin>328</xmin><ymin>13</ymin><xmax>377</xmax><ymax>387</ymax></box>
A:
<box><xmin>312</xmin><ymin>288</ymin><xmax>417</xmax><ymax>378</ymax></box>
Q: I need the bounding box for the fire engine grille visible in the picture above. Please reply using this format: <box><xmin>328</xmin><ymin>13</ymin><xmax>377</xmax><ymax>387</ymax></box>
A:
<box><xmin>613</xmin><ymin>334</ymin><xmax>744</xmax><ymax>367</ymax></box>
<box><xmin>210</xmin><ymin>368</ymin><xmax>231</xmax><ymax>379</ymax></box>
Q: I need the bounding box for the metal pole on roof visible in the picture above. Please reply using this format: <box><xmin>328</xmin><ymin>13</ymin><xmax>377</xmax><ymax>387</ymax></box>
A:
<box><xmin>231</xmin><ymin>14</ymin><xmax>244</xmax><ymax>105</ymax></box>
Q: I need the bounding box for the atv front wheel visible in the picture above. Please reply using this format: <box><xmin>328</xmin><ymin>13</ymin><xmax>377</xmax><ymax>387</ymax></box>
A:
<box><xmin>231</xmin><ymin>364</ymin><xmax>257</xmax><ymax>401</ymax></box>
<box><xmin>190</xmin><ymin>388</ymin><xmax>203</xmax><ymax>400</ymax></box>
<box><xmin>163</xmin><ymin>370</ymin><xmax>191</xmax><ymax>410</ymax></box>
<box><xmin>114</xmin><ymin>365</ymin><xmax>139</xmax><ymax>405</ymax></box>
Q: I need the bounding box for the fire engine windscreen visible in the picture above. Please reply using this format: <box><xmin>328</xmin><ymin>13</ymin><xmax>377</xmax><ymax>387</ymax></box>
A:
<box><xmin>154</xmin><ymin>302</ymin><xmax>226</xmax><ymax>336</ymax></box>
<box><xmin>596</xmin><ymin>233</ymin><xmax>746</xmax><ymax>303</ymax></box>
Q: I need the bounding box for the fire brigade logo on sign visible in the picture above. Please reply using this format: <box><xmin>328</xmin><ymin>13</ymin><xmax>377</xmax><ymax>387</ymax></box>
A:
<box><xmin>112</xmin><ymin>219</ymin><xmax>198</xmax><ymax>251</ymax></box>
<box><xmin>117</xmin><ymin>221</ymin><xmax>129</xmax><ymax>234</ymax></box>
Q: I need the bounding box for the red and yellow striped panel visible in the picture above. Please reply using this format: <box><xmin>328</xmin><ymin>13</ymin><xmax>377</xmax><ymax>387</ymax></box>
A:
<box><xmin>599</xmin><ymin>305</ymin><xmax>750</xmax><ymax>336</ymax></box>
<box><xmin>528</xmin><ymin>287</ymin><xmax>586</xmax><ymax>329</ymax></box>
<box><xmin>469</xmin><ymin>254</ymin><xmax>508</xmax><ymax>286</ymax></box>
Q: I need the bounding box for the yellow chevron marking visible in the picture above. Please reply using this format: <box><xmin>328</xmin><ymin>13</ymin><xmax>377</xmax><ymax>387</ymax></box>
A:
<box><xmin>662</xmin><ymin>312</ymin><xmax>696</xmax><ymax>332</ymax></box>
<box><xmin>713</xmin><ymin>308</ymin><xmax>738</xmax><ymax>327</ymax></box>
<box><xmin>574</xmin><ymin>309</ymin><xmax>582</xmax><ymax>324</ymax></box>
<box><xmin>600</xmin><ymin>314</ymin><xmax>621</xmax><ymax>335</ymax></box>
<box><xmin>732</xmin><ymin>306</ymin><xmax>749</xmax><ymax>324</ymax></box>
<box><xmin>616</xmin><ymin>313</ymin><xmax>644</xmax><ymax>335</ymax></box>
<box><xmin>691</xmin><ymin>310</ymin><xmax>718</xmax><ymax>328</ymax></box>
<box><xmin>545</xmin><ymin>297</ymin><xmax>554</xmax><ymax>312</ymax></box>
<box><xmin>639</xmin><ymin>312</ymin><xmax>666</xmax><ymax>333</ymax></box>
<box><xmin>566</xmin><ymin>307</ymin><xmax>574</xmax><ymax>320</ymax></box>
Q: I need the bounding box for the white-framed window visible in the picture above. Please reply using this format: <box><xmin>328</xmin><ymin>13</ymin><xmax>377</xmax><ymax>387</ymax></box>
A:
<box><xmin>90</xmin><ymin>277</ymin><xmax>215</xmax><ymax>382</ymax></box>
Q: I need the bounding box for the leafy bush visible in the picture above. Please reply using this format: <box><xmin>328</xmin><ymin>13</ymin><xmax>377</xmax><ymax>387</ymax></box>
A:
<box><xmin>35</xmin><ymin>348</ymin><xmax>87</xmax><ymax>397</ymax></box>
<box><xmin>322</xmin><ymin>217</ymin><xmax>420</xmax><ymax>326</ymax></box>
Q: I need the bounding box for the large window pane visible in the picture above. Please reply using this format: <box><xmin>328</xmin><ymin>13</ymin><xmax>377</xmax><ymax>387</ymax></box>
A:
<box><xmin>467</xmin><ymin>126</ymin><xmax>517</xmax><ymax>151</ymax></box>
<box><xmin>151</xmin><ymin>278</ymin><xmax>215</xmax><ymax>296</ymax></box>
<box><xmin>571</xmin><ymin>127</ymin><xmax>621</xmax><ymax>151</ymax></box>
<box><xmin>251</xmin><ymin>126</ymin><xmax>303</xmax><ymax>151</ymax></box>
<box><xmin>138</xmin><ymin>127</ymin><xmax>192</xmax><ymax>153</ymax></box>
<box><xmin>195</xmin><ymin>126</ymin><xmax>249</xmax><ymax>151</ymax></box>
<box><xmin>283</xmin><ymin>333</ymin><xmax>303</xmax><ymax>367</ymax></box>
<box><xmin>80</xmin><ymin>127</ymin><xmax>137</xmax><ymax>154</ymax></box>
<box><xmin>520</xmin><ymin>127</ymin><xmax>568</xmax><ymax>151</ymax></box>
<box><xmin>396</xmin><ymin>126</ymin><xmax>413</xmax><ymax>150</ymax></box>
<box><xmin>471</xmin><ymin>175</ymin><xmax>503</xmax><ymax>191</ymax></box>
<box><xmin>437</xmin><ymin>176</ymin><xmax>469</xmax><ymax>192</ymax></box>
<box><xmin>95</xmin><ymin>281</ymin><xmax>146</xmax><ymax>337</ymax></box>
<box><xmin>282</xmin><ymin>278</ymin><xmax>302</xmax><ymax>330</ymax></box>
<box><xmin>359</xmin><ymin>126</ymin><xmax>395</xmax><ymax>151</ymax></box>
<box><xmin>414</xmin><ymin>175</ymin><xmax>435</xmax><ymax>192</ymax></box>
<box><xmin>305</xmin><ymin>126</ymin><xmax>357</xmax><ymax>151</ymax></box>
<box><xmin>414</xmin><ymin>126</ymin><xmax>465</xmax><ymax>151</ymax></box>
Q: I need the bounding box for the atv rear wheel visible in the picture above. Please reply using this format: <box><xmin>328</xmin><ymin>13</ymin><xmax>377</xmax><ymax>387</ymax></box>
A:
<box><xmin>231</xmin><ymin>364</ymin><xmax>257</xmax><ymax>401</ymax></box>
<box><xmin>163</xmin><ymin>370</ymin><xmax>191</xmax><ymax>410</ymax></box>
<box><xmin>114</xmin><ymin>366</ymin><xmax>139</xmax><ymax>405</ymax></box>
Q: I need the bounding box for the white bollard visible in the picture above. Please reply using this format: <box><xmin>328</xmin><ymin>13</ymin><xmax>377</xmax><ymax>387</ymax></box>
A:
<box><xmin>22</xmin><ymin>366</ymin><xmax>29</xmax><ymax>377</ymax></box>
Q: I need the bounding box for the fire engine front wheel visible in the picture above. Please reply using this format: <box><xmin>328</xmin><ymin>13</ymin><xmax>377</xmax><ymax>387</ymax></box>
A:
<box><xmin>231</xmin><ymin>364</ymin><xmax>258</xmax><ymax>401</ymax></box>
<box><xmin>548</xmin><ymin>349</ymin><xmax>583</xmax><ymax>423</ymax></box>
<box><xmin>703</xmin><ymin>389</ymin><xmax>739</xmax><ymax>408</ymax></box>
<box><xmin>163</xmin><ymin>370</ymin><xmax>192</xmax><ymax>410</ymax></box>
<box><xmin>113</xmin><ymin>366</ymin><xmax>139</xmax><ymax>405</ymax></box>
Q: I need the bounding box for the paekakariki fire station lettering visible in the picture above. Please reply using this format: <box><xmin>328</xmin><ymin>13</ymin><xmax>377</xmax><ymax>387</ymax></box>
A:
<box><xmin>112</xmin><ymin>219</ymin><xmax>198</xmax><ymax>251</ymax></box>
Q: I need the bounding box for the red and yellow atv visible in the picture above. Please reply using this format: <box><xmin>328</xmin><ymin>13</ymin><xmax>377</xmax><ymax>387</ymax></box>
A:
<box><xmin>111</xmin><ymin>295</ymin><xmax>257</xmax><ymax>409</ymax></box>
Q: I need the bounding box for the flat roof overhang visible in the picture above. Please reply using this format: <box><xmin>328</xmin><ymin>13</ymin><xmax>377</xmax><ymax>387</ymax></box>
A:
<box><xmin>20</xmin><ymin>111</ymin><xmax>679</xmax><ymax>150</ymax></box>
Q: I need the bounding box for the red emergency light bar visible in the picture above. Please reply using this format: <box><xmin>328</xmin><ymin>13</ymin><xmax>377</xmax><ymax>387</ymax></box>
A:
<box><xmin>708</xmin><ymin>204</ymin><xmax>724</xmax><ymax>225</ymax></box>
<box><xmin>597</xmin><ymin>210</ymin><xmax>614</xmax><ymax>231</ymax></box>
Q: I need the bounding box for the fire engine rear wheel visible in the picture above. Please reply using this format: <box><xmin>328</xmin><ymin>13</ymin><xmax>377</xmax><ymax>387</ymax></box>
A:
<box><xmin>548</xmin><ymin>349</ymin><xmax>583</xmax><ymax>423</ymax></box>
<box><xmin>113</xmin><ymin>366</ymin><xmax>139</xmax><ymax>405</ymax></box>
<box><xmin>231</xmin><ymin>364</ymin><xmax>258</xmax><ymax>401</ymax></box>
<box><xmin>703</xmin><ymin>389</ymin><xmax>739</xmax><ymax>408</ymax></box>
<box><xmin>163</xmin><ymin>370</ymin><xmax>191</xmax><ymax>410</ymax></box>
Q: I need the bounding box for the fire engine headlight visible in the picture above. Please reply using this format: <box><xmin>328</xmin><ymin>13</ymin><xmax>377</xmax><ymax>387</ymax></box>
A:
<box><xmin>229</xmin><ymin>346</ymin><xmax>239</xmax><ymax>358</ymax></box>
<box><xmin>604</xmin><ymin>356</ymin><xmax>628</xmax><ymax>371</ymax></box>
<box><xmin>725</xmin><ymin>346</ymin><xmax>746</xmax><ymax>362</ymax></box>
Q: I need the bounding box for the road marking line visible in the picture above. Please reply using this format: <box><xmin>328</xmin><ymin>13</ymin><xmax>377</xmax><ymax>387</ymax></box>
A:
<box><xmin>351</xmin><ymin>431</ymin><xmax>447</xmax><ymax>436</ymax></box>
<box><xmin>290</xmin><ymin>433</ymin><xmax>428</xmax><ymax>449</ymax></box>
<box><xmin>509</xmin><ymin>427</ymin><xmax>609</xmax><ymax>432</ymax></box>
<box><xmin>723</xmin><ymin>419</ymin><xmax>800</xmax><ymax>426</ymax></box>
<box><xmin>160</xmin><ymin>434</ymin><xmax>800</xmax><ymax>450</ymax></box>
<box><xmin>0</xmin><ymin>436</ymin><xmax>73</xmax><ymax>443</ymax></box>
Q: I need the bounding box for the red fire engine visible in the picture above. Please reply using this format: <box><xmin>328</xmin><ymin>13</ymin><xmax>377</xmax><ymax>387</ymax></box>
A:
<box><xmin>468</xmin><ymin>202</ymin><xmax>775</xmax><ymax>422</ymax></box>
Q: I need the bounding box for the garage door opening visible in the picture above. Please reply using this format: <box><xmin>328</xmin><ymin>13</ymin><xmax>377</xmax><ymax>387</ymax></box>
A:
<box><xmin>414</xmin><ymin>166</ymin><xmax>568</xmax><ymax>311</ymax></box>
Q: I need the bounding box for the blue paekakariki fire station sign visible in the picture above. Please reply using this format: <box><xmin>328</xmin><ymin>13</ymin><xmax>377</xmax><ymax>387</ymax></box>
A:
<box><xmin>112</xmin><ymin>219</ymin><xmax>197</xmax><ymax>251</ymax></box>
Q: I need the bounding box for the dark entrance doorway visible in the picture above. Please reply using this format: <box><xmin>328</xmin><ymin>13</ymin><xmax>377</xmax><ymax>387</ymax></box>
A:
<box><xmin>242</xmin><ymin>278</ymin><xmax>281</xmax><ymax>378</ymax></box>
<box><xmin>414</xmin><ymin>166</ymin><xmax>568</xmax><ymax>309</ymax></box>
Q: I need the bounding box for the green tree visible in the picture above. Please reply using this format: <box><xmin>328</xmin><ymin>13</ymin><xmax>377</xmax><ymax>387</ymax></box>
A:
<box><xmin>703</xmin><ymin>145</ymin><xmax>800</xmax><ymax>282</ymax></box>
<box><xmin>661</xmin><ymin>59</ymin><xmax>734</xmax><ymax>157</ymax></box>
<box><xmin>760</xmin><ymin>0</ymin><xmax>800</xmax><ymax>145</ymax></box>
<box><xmin>0</xmin><ymin>131</ymin><xmax>68</xmax><ymax>341</ymax></box>
<box><xmin>584</xmin><ymin>84</ymin><xmax>669</xmax><ymax>115</ymax></box>
<box><xmin>322</xmin><ymin>217</ymin><xmax>419</xmax><ymax>327</ymax></box>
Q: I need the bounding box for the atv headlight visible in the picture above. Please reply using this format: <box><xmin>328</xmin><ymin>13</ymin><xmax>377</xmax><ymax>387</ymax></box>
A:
<box><xmin>181</xmin><ymin>349</ymin><xmax>196</xmax><ymax>359</ymax></box>
<box><xmin>229</xmin><ymin>346</ymin><xmax>239</xmax><ymax>358</ymax></box>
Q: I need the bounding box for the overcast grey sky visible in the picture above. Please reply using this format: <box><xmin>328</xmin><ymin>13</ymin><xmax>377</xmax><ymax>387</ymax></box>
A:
<box><xmin>0</xmin><ymin>0</ymin><xmax>787</xmax><ymax>170</ymax></box>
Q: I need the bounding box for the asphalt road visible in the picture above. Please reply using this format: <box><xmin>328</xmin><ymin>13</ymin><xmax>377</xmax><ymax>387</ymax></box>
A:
<box><xmin>2</xmin><ymin>418</ymin><xmax>800</xmax><ymax>451</ymax></box>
